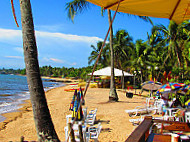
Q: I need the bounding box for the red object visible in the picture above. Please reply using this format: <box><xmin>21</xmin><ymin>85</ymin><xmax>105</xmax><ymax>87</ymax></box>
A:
<box><xmin>64</xmin><ymin>88</ymin><xmax>84</xmax><ymax>92</ymax></box>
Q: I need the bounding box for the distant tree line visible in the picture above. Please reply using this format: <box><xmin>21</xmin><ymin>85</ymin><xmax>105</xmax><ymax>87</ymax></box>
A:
<box><xmin>0</xmin><ymin>65</ymin><xmax>102</xmax><ymax>80</ymax></box>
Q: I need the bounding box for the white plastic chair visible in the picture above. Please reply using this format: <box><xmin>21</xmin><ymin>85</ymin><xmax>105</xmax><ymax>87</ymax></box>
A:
<box><xmin>185</xmin><ymin>111</ymin><xmax>190</xmax><ymax>123</ymax></box>
<box><xmin>86</xmin><ymin>113</ymin><xmax>96</xmax><ymax>125</ymax></box>
<box><xmin>86</xmin><ymin>123</ymin><xmax>102</xmax><ymax>142</ymax></box>
<box><xmin>86</xmin><ymin>108</ymin><xmax>97</xmax><ymax>125</ymax></box>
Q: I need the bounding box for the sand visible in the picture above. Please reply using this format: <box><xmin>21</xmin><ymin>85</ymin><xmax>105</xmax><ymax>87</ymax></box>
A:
<box><xmin>0</xmin><ymin>79</ymin><xmax>149</xmax><ymax>142</ymax></box>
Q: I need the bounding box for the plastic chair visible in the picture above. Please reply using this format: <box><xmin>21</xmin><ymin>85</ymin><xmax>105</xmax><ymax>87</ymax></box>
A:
<box><xmin>86</xmin><ymin>123</ymin><xmax>102</xmax><ymax>142</ymax></box>
<box><xmin>86</xmin><ymin>108</ymin><xmax>97</xmax><ymax>125</ymax></box>
<box><xmin>185</xmin><ymin>111</ymin><xmax>190</xmax><ymax>123</ymax></box>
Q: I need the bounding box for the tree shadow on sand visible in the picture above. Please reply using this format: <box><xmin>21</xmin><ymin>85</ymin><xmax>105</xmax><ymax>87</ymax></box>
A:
<box><xmin>95</xmin><ymin>119</ymin><xmax>112</xmax><ymax>133</ymax></box>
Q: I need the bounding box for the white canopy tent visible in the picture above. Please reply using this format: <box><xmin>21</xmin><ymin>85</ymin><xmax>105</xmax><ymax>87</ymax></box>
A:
<box><xmin>88</xmin><ymin>66</ymin><xmax>133</xmax><ymax>77</ymax></box>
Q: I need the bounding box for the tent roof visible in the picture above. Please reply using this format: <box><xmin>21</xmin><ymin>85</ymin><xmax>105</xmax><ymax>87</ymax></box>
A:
<box><xmin>88</xmin><ymin>66</ymin><xmax>133</xmax><ymax>76</ymax></box>
<box><xmin>86</xmin><ymin>0</ymin><xmax>190</xmax><ymax>24</ymax></box>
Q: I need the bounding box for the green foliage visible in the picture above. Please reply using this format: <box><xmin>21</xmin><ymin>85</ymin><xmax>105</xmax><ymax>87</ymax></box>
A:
<box><xmin>184</xmin><ymin>80</ymin><xmax>190</xmax><ymax>85</ymax></box>
<box><xmin>0</xmin><ymin>66</ymin><xmax>94</xmax><ymax>80</ymax></box>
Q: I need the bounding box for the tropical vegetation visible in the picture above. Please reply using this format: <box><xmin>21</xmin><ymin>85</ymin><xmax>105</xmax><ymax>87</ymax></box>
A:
<box><xmin>7</xmin><ymin>0</ymin><xmax>188</xmax><ymax>141</ymax></box>
<box><xmin>1</xmin><ymin>20</ymin><xmax>190</xmax><ymax>88</ymax></box>
<box><xmin>88</xmin><ymin>21</ymin><xmax>190</xmax><ymax>86</ymax></box>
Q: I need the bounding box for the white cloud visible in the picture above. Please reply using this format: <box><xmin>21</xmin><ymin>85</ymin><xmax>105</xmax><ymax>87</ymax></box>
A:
<box><xmin>41</xmin><ymin>57</ymin><xmax>77</xmax><ymax>66</ymax></box>
<box><xmin>5</xmin><ymin>56</ymin><xmax>23</xmax><ymax>59</ymax></box>
<box><xmin>0</xmin><ymin>29</ymin><xmax>21</xmax><ymax>39</ymax></box>
<box><xmin>0</xmin><ymin>28</ymin><xmax>103</xmax><ymax>46</ymax></box>
<box><xmin>49</xmin><ymin>58</ymin><xmax>64</xmax><ymax>63</ymax></box>
<box><xmin>36</xmin><ymin>31</ymin><xmax>103</xmax><ymax>45</ymax></box>
<box><xmin>0</xmin><ymin>28</ymin><xmax>103</xmax><ymax>68</ymax></box>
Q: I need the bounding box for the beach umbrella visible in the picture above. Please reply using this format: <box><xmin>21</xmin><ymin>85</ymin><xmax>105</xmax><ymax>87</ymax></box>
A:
<box><xmin>185</xmin><ymin>98</ymin><xmax>190</xmax><ymax>106</ymax></box>
<box><xmin>86</xmin><ymin>0</ymin><xmax>190</xmax><ymax>24</ymax></box>
<box><xmin>156</xmin><ymin>82</ymin><xmax>186</xmax><ymax>94</ymax></box>
<box><xmin>177</xmin><ymin>85</ymin><xmax>190</xmax><ymax>95</ymax></box>
<box><xmin>141</xmin><ymin>81</ymin><xmax>162</xmax><ymax>91</ymax></box>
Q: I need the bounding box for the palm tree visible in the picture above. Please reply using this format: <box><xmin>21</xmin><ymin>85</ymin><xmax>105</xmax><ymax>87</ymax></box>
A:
<box><xmin>88</xmin><ymin>41</ymin><xmax>110</xmax><ymax>67</ymax></box>
<box><xmin>19</xmin><ymin>0</ymin><xmax>60</xmax><ymax>141</ymax></box>
<box><xmin>146</xmin><ymin>25</ymin><xmax>166</xmax><ymax>80</ymax></box>
<box><xmin>107</xmin><ymin>9</ymin><xmax>118</xmax><ymax>101</ymax></box>
<box><xmin>153</xmin><ymin>21</ymin><xmax>190</xmax><ymax>80</ymax></box>
<box><xmin>113</xmin><ymin>29</ymin><xmax>133</xmax><ymax>88</ymax></box>
<box><xmin>66</xmin><ymin>0</ymin><xmax>119</xmax><ymax>101</ymax></box>
<box><xmin>65</xmin><ymin>0</ymin><xmax>152</xmax><ymax>101</ymax></box>
<box><xmin>130</xmin><ymin>39</ymin><xmax>150</xmax><ymax>84</ymax></box>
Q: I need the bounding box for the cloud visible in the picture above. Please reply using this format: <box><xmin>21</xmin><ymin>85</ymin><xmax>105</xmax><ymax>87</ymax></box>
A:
<box><xmin>0</xmin><ymin>28</ymin><xmax>103</xmax><ymax>46</ymax></box>
<box><xmin>0</xmin><ymin>29</ymin><xmax>21</xmax><ymax>39</ymax></box>
<box><xmin>36</xmin><ymin>31</ymin><xmax>103</xmax><ymax>45</ymax></box>
<box><xmin>5</xmin><ymin>56</ymin><xmax>23</xmax><ymax>59</ymax></box>
<box><xmin>0</xmin><ymin>28</ymin><xmax>103</xmax><ymax>68</ymax></box>
<box><xmin>41</xmin><ymin>57</ymin><xmax>77</xmax><ymax>66</ymax></box>
<box><xmin>49</xmin><ymin>58</ymin><xmax>64</xmax><ymax>63</ymax></box>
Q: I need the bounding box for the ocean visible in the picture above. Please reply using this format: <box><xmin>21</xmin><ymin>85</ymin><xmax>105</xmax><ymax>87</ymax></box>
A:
<box><xmin>0</xmin><ymin>74</ymin><xmax>64</xmax><ymax>122</ymax></box>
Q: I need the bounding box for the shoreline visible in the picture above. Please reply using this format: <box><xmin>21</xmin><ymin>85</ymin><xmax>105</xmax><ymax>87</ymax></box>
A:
<box><xmin>0</xmin><ymin>77</ymin><xmax>149</xmax><ymax>141</ymax></box>
<box><xmin>0</xmin><ymin>77</ymin><xmax>77</xmax><ymax>131</ymax></box>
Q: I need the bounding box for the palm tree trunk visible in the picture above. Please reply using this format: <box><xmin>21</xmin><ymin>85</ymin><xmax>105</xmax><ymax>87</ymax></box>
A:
<box><xmin>19</xmin><ymin>0</ymin><xmax>60</xmax><ymax>141</ymax></box>
<box><xmin>108</xmin><ymin>9</ymin><xmax>118</xmax><ymax>102</ymax></box>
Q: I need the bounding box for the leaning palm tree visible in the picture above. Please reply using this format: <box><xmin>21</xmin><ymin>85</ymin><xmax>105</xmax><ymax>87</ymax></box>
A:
<box><xmin>19</xmin><ymin>0</ymin><xmax>60</xmax><ymax>141</ymax></box>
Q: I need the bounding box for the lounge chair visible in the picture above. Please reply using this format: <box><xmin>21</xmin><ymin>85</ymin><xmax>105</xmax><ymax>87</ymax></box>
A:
<box><xmin>125</xmin><ymin>98</ymin><xmax>161</xmax><ymax>117</ymax></box>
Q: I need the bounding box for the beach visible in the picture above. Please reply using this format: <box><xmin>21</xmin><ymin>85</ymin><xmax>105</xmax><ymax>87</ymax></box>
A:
<box><xmin>0</xmin><ymin>79</ymin><xmax>149</xmax><ymax>142</ymax></box>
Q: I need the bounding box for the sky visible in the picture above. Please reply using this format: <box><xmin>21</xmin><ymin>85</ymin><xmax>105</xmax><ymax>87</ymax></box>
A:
<box><xmin>0</xmin><ymin>0</ymin><xmax>170</xmax><ymax>69</ymax></box>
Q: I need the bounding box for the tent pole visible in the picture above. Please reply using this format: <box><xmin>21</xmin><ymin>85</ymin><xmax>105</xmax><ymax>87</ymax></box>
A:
<box><xmin>83</xmin><ymin>0</ymin><xmax>122</xmax><ymax>97</ymax></box>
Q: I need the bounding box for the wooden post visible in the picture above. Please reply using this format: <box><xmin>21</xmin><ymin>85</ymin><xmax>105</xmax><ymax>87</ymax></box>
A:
<box><xmin>78</xmin><ymin>124</ymin><xmax>84</xmax><ymax>142</ymax></box>
<box><xmin>68</xmin><ymin>123</ymin><xmax>76</xmax><ymax>142</ymax></box>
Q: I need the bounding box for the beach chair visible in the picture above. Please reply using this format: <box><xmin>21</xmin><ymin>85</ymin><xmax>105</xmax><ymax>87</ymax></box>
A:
<box><xmin>125</xmin><ymin>98</ymin><xmax>160</xmax><ymax>117</ymax></box>
<box><xmin>86</xmin><ymin>123</ymin><xmax>102</xmax><ymax>142</ymax></box>
<box><xmin>89</xmin><ymin>108</ymin><xmax>97</xmax><ymax>115</ymax></box>
<box><xmin>86</xmin><ymin>108</ymin><xmax>97</xmax><ymax>125</ymax></box>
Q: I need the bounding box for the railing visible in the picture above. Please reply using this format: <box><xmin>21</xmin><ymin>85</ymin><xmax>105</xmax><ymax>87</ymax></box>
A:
<box><xmin>125</xmin><ymin>116</ymin><xmax>153</xmax><ymax>142</ymax></box>
<box><xmin>125</xmin><ymin>116</ymin><xmax>190</xmax><ymax>142</ymax></box>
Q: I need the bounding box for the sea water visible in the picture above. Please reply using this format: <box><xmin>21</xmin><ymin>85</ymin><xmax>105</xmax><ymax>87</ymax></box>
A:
<box><xmin>0</xmin><ymin>74</ymin><xmax>64</xmax><ymax>122</ymax></box>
